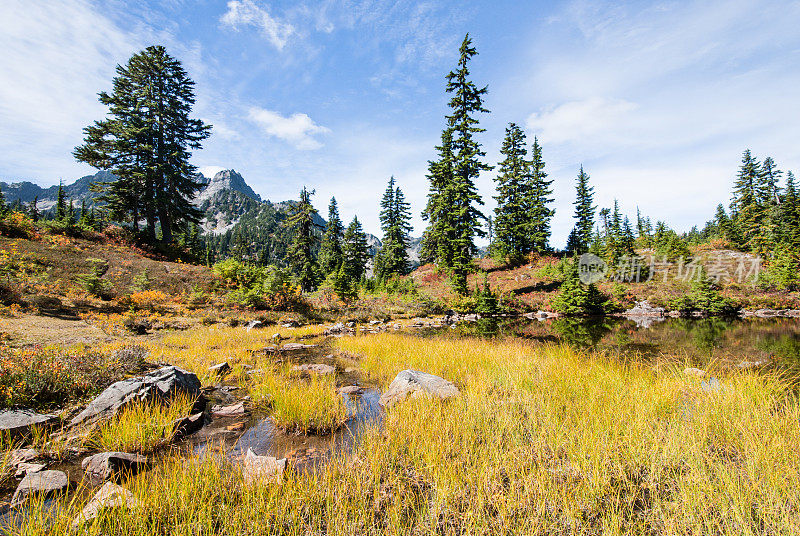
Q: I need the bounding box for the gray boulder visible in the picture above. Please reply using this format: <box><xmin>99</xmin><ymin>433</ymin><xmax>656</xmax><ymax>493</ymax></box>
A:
<box><xmin>379</xmin><ymin>370</ymin><xmax>460</xmax><ymax>407</ymax></box>
<box><xmin>11</xmin><ymin>470</ymin><xmax>69</xmax><ymax>507</ymax></box>
<box><xmin>82</xmin><ymin>452</ymin><xmax>148</xmax><ymax>481</ymax></box>
<box><xmin>242</xmin><ymin>448</ymin><xmax>286</xmax><ymax>484</ymax></box>
<box><xmin>71</xmin><ymin>366</ymin><xmax>202</xmax><ymax>426</ymax></box>
<box><xmin>0</xmin><ymin>409</ymin><xmax>57</xmax><ymax>437</ymax></box>
<box><xmin>72</xmin><ymin>481</ymin><xmax>139</xmax><ymax>528</ymax></box>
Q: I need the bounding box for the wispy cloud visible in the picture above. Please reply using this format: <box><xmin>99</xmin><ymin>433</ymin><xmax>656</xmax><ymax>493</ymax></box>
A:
<box><xmin>526</xmin><ymin>97</ymin><xmax>637</xmax><ymax>144</ymax></box>
<box><xmin>220</xmin><ymin>0</ymin><xmax>294</xmax><ymax>50</ymax></box>
<box><xmin>247</xmin><ymin>108</ymin><xmax>330</xmax><ymax>150</ymax></box>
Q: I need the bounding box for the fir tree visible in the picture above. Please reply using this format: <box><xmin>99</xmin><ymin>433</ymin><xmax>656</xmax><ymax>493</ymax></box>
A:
<box><xmin>493</xmin><ymin>123</ymin><xmax>530</xmax><ymax>259</ymax></box>
<box><xmin>74</xmin><ymin>45</ymin><xmax>211</xmax><ymax>243</ymax></box>
<box><xmin>423</xmin><ymin>34</ymin><xmax>490</xmax><ymax>293</ymax></box>
<box><xmin>319</xmin><ymin>197</ymin><xmax>344</xmax><ymax>276</ymax></box>
<box><xmin>421</xmin><ymin>130</ymin><xmax>456</xmax><ymax>266</ymax></box>
<box><xmin>285</xmin><ymin>187</ymin><xmax>320</xmax><ymax>292</ymax></box>
<box><xmin>55</xmin><ymin>181</ymin><xmax>67</xmax><ymax>221</ymax></box>
<box><xmin>528</xmin><ymin>136</ymin><xmax>554</xmax><ymax>252</ymax></box>
<box><xmin>342</xmin><ymin>216</ymin><xmax>370</xmax><ymax>282</ymax></box>
<box><xmin>779</xmin><ymin>171</ymin><xmax>800</xmax><ymax>247</ymax></box>
<box><xmin>567</xmin><ymin>166</ymin><xmax>595</xmax><ymax>254</ymax></box>
<box><xmin>29</xmin><ymin>196</ymin><xmax>39</xmax><ymax>222</ymax></box>
<box><xmin>730</xmin><ymin>149</ymin><xmax>765</xmax><ymax>252</ymax></box>
<box><xmin>0</xmin><ymin>185</ymin><xmax>7</xmax><ymax>217</ymax></box>
<box><xmin>375</xmin><ymin>176</ymin><xmax>412</xmax><ymax>279</ymax></box>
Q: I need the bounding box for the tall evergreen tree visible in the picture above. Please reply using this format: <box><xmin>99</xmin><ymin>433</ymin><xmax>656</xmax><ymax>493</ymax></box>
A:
<box><xmin>730</xmin><ymin>149</ymin><xmax>765</xmax><ymax>252</ymax></box>
<box><xmin>423</xmin><ymin>34</ymin><xmax>490</xmax><ymax>293</ymax></box>
<box><xmin>779</xmin><ymin>171</ymin><xmax>800</xmax><ymax>247</ymax></box>
<box><xmin>55</xmin><ymin>181</ymin><xmax>67</xmax><ymax>221</ymax></box>
<box><xmin>74</xmin><ymin>45</ymin><xmax>211</xmax><ymax>243</ymax></box>
<box><xmin>567</xmin><ymin>166</ymin><xmax>595</xmax><ymax>254</ymax></box>
<box><xmin>421</xmin><ymin>130</ymin><xmax>456</xmax><ymax>267</ymax></box>
<box><xmin>375</xmin><ymin>176</ymin><xmax>412</xmax><ymax>279</ymax></box>
<box><xmin>28</xmin><ymin>196</ymin><xmax>39</xmax><ymax>222</ymax></box>
<box><xmin>0</xmin><ymin>185</ymin><xmax>7</xmax><ymax>217</ymax></box>
<box><xmin>528</xmin><ymin>136</ymin><xmax>554</xmax><ymax>252</ymax></box>
<box><xmin>342</xmin><ymin>216</ymin><xmax>370</xmax><ymax>282</ymax></box>
<box><xmin>492</xmin><ymin>123</ymin><xmax>530</xmax><ymax>258</ymax></box>
<box><xmin>319</xmin><ymin>197</ymin><xmax>344</xmax><ymax>276</ymax></box>
<box><xmin>285</xmin><ymin>187</ymin><xmax>320</xmax><ymax>292</ymax></box>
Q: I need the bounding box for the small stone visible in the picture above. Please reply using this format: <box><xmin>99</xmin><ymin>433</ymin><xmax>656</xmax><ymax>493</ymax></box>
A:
<box><xmin>242</xmin><ymin>448</ymin><xmax>286</xmax><ymax>484</ymax></box>
<box><xmin>9</xmin><ymin>448</ymin><xmax>40</xmax><ymax>467</ymax></box>
<box><xmin>15</xmin><ymin>463</ymin><xmax>45</xmax><ymax>478</ymax></box>
<box><xmin>291</xmin><ymin>363</ymin><xmax>336</xmax><ymax>375</ymax></box>
<box><xmin>72</xmin><ymin>482</ymin><xmax>139</xmax><ymax>528</ymax></box>
<box><xmin>337</xmin><ymin>385</ymin><xmax>363</xmax><ymax>395</ymax></box>
<box><xmin>271</xmin><ymin>333</ymin><xmax>283</xmax><ymax>342</ymax></box>
<box><xmin>379</xmin><ymin>369</ymin><xmax>460</xmax><ymax>407</ymax></box>
<box><xmin>281</xmin><ymin>342</ymin><xmax>317</xmax><ymax>351</ymax></box>
<box><xmin>245</xmin><ymin>320</ymin><xmax>263</xmax><ymax>332</ymax></box>
<box><xmin>11</xmin><ymin>470</ymin><xmax>68</xmax><ymax>507</ymax></box>
<box><xmin>212</xmin><ymin>403</ymin><xmax>246</xmax><ymax>418</ymax></box>
<box><xmin>172</xmin><ymin>412</ymin><xmax>204</xmax><ymax>437</ymax></box>
<box><xmin>82</xmin><ymin>452</ymin><xmax>148</xmax><ymax>481</ymax></box>
<box><xmin>683</xmin><ymin>367</ymin><xmax>706</xmax><ymax>377</ymax></box>
<box><xmin>208</xmin><ymin>362</ymin><xmax>231</xmax><ymax>376</ymax></box>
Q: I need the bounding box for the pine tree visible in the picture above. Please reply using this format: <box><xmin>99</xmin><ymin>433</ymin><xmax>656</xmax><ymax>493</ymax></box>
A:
<box><xmin>778</xmin><ymin>171</ymin><xmax>800</xmax><ymax>247</ymax></box>
<box><xmin>285</xmin><ymin>187</ymin><xmax>320</xmax><ymax>292</ymax></box>
<box><xmin>730</xmin><ymin>149</ymin><xmax>765</xmax><ymax>252</ymax></box>
<box><xmin>421</xmin><ymin>130</ymin><xmax>456</xmax><ymax>266</ymax></box>
<box><xmin>567</xmin><ymin>166</ymin><xmax>595</xmax><ymax>254</ymax></box>
<box><xmin>318</xmin><ymin>197</ymin><xmax>344</xmax><ymax>276</ymax></box>
<box><xmin>342</xmin><ymin>216</ymin><xmax>370</xmax><ymax>282</ymax></box>
<box><xmin>0</xmin><ymin>185</ymin><xmax>7</xmax><ymax>217</ymax></box>
<box><xmin>74</xmin><ymin>45</ymin><xmax>211</xmax><ymax>243</ymax></box>
<box><xmin>375</xmin><ymin>177</ymin><xmax>412</xmax><ymax>279</ymax></box>
<box><xmin>528</xmin><ymin>136</ymin><xmax>554</xmax><ymax>252</ymax></box>
<box><xmin>493</xmin><ymin>123</ymin><xmax>530</xmax><ymax>259</ymax></box>
<box><xmin>422</xmin><ymin>34</ymin><xmax>490</xmax><ymax>293</ymax></box>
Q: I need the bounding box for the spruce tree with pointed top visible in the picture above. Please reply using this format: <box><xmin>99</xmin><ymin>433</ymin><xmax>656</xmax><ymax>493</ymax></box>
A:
<box><xmin>528</xmin><ymin>136</ymin><xmax>554</xmax><ymax>252</ymax></box>
<box><xmin>423</xmin><ymin>34</ymin><xmax>490</xmax><ymax>293</ymax></box>
<box><xmin>421</xmin><ymin>130</ymin><xmax>456</xmax><ymax>267</ymax></box>
<box><xmin>319</xmin><ymin>197</ymin><xmax>344</xmax><ymax>276</ymax></box>
<box><xmin>493</xmin><ymin>123</ymin><xmax>530</xmax><ymax>259</ymax></box>
<box><xmin>28</xmin><ymin>196</ymin><xmax>39</xmax><ymax>222</ymax></box>
<box><xmin>375</xmin><ymin>176</ymin><xmax>412</xmax><ymax>280</ymax></box>
<box><xmin>566</xmin><ymin>166</ymin><xmax>595</xmax><ymax>254</ymax></box>
<box><xmin>285</xmin><ymin>187</ymin><xmax>320</xmax><ymax>292</ymax></box>
<box><xmin>343</xmin><ymin>216</ymin><xmax>370</xmax><ymax>282</ymax></box>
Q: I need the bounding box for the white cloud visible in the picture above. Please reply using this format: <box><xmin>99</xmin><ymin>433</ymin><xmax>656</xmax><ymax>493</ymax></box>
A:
<box><xmin>247</xmin><ymin>108</ymin><xmax>330</xmax><ymax>150</ymax></box>
<box><xmin>526</xmin><ymin>97</ymin><xmax>637</xmax><ymax>144</ymax></box>
<box><xmin>220</xmin><ymin>0</ymin><xmax>294</xmax><ymax>50</ymax></box>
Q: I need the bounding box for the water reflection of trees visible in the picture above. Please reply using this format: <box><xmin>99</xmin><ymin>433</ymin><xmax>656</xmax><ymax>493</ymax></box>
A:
<box><xmin>550</xmin><ymin>317</ymin><xmax>612</xmax><ymax>349</ymax></box>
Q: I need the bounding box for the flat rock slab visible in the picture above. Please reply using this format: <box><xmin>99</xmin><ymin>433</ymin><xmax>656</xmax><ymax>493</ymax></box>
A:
<box><xmin>208</xmin><ymin>362</ymin><xmax>231</xmax><ymax>376</ymax></box>
<box><xmin>337</xmin><ymin>385</ymin><xmax>364</xmax><ymax>395</ymax></box>
<box><xmin>73</xmin><ymin>481</ymin><xmax>139</xmax><ymax>528</ymax></box>
<box><xmin>15</xmin><ymin>463</ymin><xmax>45</xmax><ymax>478</ymax></box>
<box><xmin>71</xmin><ymin>366</ymin><xmax>202</xmax><ymax>426</ymax></box>
<box><xmin>0</xmin><ymin>410</ymin><xmax>57</xmax><ymax>437</ymax></box>
<box><xmin>82</xmin><ymin>452</ymin><xmax>148</xmax><ymax>481</ymax></box>
<box><xmin>292</xmin><ymin>363</ymin><xmax>335</xmax><ymax>375</ymax></box>
<box><xmin>212</xmin><ymin>403</ymin><xmax>246</xmax><ymax>418</ymax></box>
<box><xmin>9</xmin><ymin>448</ymin><xmax>40</xmax><ymax>467</ymax></box>
<box><xmin>11</xmin><ymin>470</ymin><xmax>68</xmax><ymax>507</ymax></box>
<box><xmin>281</xmin><ymin>343</ymin><xmax>317</xmax><ymax>351</ymax></box>
<box><xmin>243</xmin><ymin>448</ymin><xmax>286</xmax><ymax>484</ymax></box>
<box><xmin>379</xmin><ymin>370</ymin><xmax>460</xmax><ymax>407</ymax></box>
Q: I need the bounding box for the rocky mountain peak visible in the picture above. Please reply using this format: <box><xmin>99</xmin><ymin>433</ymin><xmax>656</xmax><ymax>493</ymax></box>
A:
<box><xmin>197</xmin><ymin>169</ymin><xmax>261</xmax><ymax>203</ymax></box>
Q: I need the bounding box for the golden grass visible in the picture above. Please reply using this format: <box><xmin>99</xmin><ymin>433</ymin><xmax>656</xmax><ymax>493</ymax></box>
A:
<box><xmin>249</xmin><ymin>366</ymin><xmax>347</xmax><ymax>434</ymax></box>
<box><xmin>86</xmin><ymin>394</ymin><xmax>197</xmax><ymax>453</ymax></box>
<box><xmin>15</xmin><ymin>332</ymin><xmax>800</xmax><ymax>534</ymax></box>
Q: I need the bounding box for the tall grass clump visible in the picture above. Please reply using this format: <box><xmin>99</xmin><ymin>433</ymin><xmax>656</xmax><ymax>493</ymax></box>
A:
<box><xmin>250</xmin><ymin>367</ymin><xmax>347</xmax><ymax>434</ymax></box>
<box><xmin>87</xmin><ymin>394</ymin><xmax>197</xmax><ymax>453</ymax></box>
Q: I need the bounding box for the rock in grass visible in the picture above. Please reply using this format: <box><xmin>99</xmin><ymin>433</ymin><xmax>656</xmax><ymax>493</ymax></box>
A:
<box><xmin>82</xmin><ymin>452</ymin><xmax>148</xmax><ymax>481</ymax></box>
<box><xmin>71</xmin><ymin>366</ymin><xmax>202</xmax><ymax>426</ymax></box>
<box><xmin>281</xmin><ymin>343</ymin><xmax>317</xmax><ymax>351</ymax></box>
<box><xmin>11</xmin><ymin>470</ymin><xmax>68</xmax><ymax>507</ymax></box>
<box><xmin>379</xmin><ymin>370</ymin><xmax>460</xmax><ymax>407</ymax></box>
<box><xmin>9</xmin><ymin>448</ymin><xmax>40</xmax><ymax>467</ymax></box>
<box><xmin>242</xmin><ymin>448</ymin><xmax>286</xmax><ymax>484</ymax></box>
<box><xmin>208</xmin><ymin>362</ymin><xmax>231</xmax><ymax>376</ymax></box>
<box><xmin>245</xmin><ymin>320</ymin><xmax>263</xmax><ymax>332</ymax></box>
<box><xmin>172</xmin><ymin>412</ymin><xmax>205</xmax><ymax>437</ymax></box>
<box><xmin>683</xmin><ymin>367</ymin><xmax>706</xmax><ymax>377</ymax></box>
<box><xmin>0</xmin><ymin>409</ymin><xmax>58</xmax><ymax>437</ymax></box>
<box><xmin>701</xmin><ymin>377</ymin><xmax>723</xmax><ymax>393</ymax></box>
<box><xmin>72</xmin><ymin>481</ymin><xmax>139</xmax><ymax>528</ymax></box>
<box><xmin>337</xmin><ymin>385</ymin><xmax>364</xmax><ymax>395</ymax></box>
<box><xmin>212</xmin><ymin>403</ymin><xmax>246</xmax><ymax>418</ymax></box>
<box><xmin>15</xmin><ymin>463</ymin><xmax>45</xmax><ymax>478</ymax></box>
<box><xmin>291</xmin><ymin>363</ymin><xmax>336</xmax><ymax>375</ymax></box>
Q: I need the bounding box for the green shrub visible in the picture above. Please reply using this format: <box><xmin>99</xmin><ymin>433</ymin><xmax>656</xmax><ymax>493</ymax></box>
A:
<box><xmin>758</xmin><ymin>247</ymin><xmax>800</xmax><ymax>291</ymax></box>
<box><xmin>552</xmin><ymin>260</ymin><xmax>608</xmax><ymax>315</ymax></box>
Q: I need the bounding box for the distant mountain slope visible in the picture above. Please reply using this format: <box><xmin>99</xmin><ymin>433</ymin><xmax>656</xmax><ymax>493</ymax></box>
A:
<box><xmin>2</xmin><ymin>168</ymin><xmax>421</xmax><ymax>268</ymax></box>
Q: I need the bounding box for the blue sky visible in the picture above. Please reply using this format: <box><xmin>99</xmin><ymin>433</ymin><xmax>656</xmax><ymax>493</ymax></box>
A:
<box><xmin>1</xmin><ymin>0</ymin><xmax>799</xmax><ymax>246</ymax></box>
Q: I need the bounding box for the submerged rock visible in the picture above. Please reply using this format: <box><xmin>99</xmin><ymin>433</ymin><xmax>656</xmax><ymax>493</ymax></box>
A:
<box><xmin>379</xmin><ymin>370</ymin><xmax>460</xmax><ymax>407</ymax></box>
<box><xmin>337</xmin><ymin>385</ymin><xmax>364</xmax><ymax>395</ymax></box>
<box><xmin>11</xmin><ymin>470</ymin><xmax>68</xmax><ymax>507</ymax></box>
<box><xmin>73</xmin><ymin>481</ymin><xmax>139</xmax><ymax>528</ymax></box>
<box><xmin>71</xmin><ymin>366</ymin><xmax>202</xmax><ymax>426</ymax></box>
<box><xmin>0</xmin><ymin>409</ymin><xmax>58</xmax><ymax>437</ymax></box>
<box><xmin>242</xmin><ymin>448</ymin><xmax>286</xmax><ymax>484</ymax></box>
<box><xmin>212</xmin><ymin>403</ymin><xmax>246</xmax><ymax>418</ymax></box>
<box><xmin>82</xmin><ymin>452</ymin><xmax>148</xmax><ymax>481</ymax></box>
<box><xmin>292</xmin><ymin>363</ymin><xmax>336</xmax><ymax>375</ymax></box>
